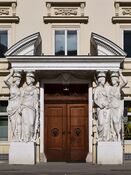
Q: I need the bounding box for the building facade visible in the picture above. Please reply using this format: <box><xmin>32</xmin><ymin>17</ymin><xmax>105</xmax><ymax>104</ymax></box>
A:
<box><xmin>0</xmin><ymin>0</ymin><xmax>131</xmax><ymax>164</ymax></box>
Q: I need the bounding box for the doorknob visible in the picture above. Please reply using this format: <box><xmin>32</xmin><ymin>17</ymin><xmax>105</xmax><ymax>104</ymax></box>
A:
<box><xmin>68</xmin><ymin>131</ymin><xmax>71</xmax><ymax>134</ymax></box>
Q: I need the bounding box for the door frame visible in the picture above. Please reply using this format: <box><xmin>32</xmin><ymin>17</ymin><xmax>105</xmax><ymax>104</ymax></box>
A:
<box><xmin>40</xmin><ymin>80</ymin><xmax>93</xmax><ymax>163</ymax></box>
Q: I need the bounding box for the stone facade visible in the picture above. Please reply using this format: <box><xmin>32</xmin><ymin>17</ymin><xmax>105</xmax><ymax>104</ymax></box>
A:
<box><xmin>0</xmin><ymin>0</ymin><xmax>131</xmax><ymax>164</ymax></box>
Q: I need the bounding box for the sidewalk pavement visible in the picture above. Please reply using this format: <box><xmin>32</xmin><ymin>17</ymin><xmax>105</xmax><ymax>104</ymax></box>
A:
<box><xmin>0</xmin><ymin>161</ymin><xmax>131</xmax><ymax>175</ymax></box>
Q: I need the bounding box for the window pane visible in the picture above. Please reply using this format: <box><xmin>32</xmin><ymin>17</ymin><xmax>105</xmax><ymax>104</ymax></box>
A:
<box><xmin>0</xmin><ymin>31</ymin><xmax>8</xmax><ymax>58</ymax></box>
<box><xmin>0</xmin><ymin>101</ymin><xmax>8</xmax><ymax>112</ymax></box>
<box><xmin>55</xmin><ymin>30</ymin><xmax>65</xmax><ymax>56</ymax></box>
<box><xmin>67</xmin><ymin>30</ymin><xmax>77</xmax><ymax>56</ymax></box>
<box><xmin>124</xmin><ymin>31</ymin><xmax>131</xmax><ymax>57</ymax></box>
<box><xmin>0</xmin><ymin>116</ymin><xmax>8</xmax><ymax>141</ymax></box>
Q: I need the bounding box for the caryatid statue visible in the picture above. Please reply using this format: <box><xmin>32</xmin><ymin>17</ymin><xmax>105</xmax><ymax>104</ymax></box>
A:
<box><xmin>94</xmin><ymin>70</ymin><xmax>127</xmax><ymax>142</ymax></box>
<box><xmin>4</xmin><ymin>70</ymin><xmax>39</xmax><ymax>143</ymax></box>
<box><xmin>21</xmin><ymin>72</ymin><xmax>39</xmax><ymax>142</ymax></box>
<box><xmin>4</xmin><ymin>70</ymin><xmax>22</xmax><ymax>142</ymax></box>
<box><xmin>109</xmin><ymin>71</ymin><xmax>127</xmax><ymax>141</ymax></box>
<box><xmin>94</xmin><ymin>71</ymin><xmax>110</xmax><ymax>141</ymax></box>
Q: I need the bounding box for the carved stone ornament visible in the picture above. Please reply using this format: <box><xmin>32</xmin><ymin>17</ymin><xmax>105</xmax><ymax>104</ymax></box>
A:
<box><xmin>54</xmin><ymin>8</ymin><xmax>78</xmax><ymax>16</ymax></box>
<box><xmin>46</xmin><ymin>3</ymin><xmax>51</xmax><ymax>9</ymax></box>
<box><xmin>0</xmin><ymin>8</ymin><xmax>9</xmax><ymax>15</ymax></box>
<box><xmin>115</xmin><ymin>3</ymin><xmax>120</xmax><ymax>17</ymax></box>
<box><xmin>122</xmin><ymin>8</ymin><xmax>131</xmax><ymax>16</ymax></box>
<box><xmin>4</xmin><ymin>71</ymin><xmax>22</xmax><ymax>142</ymax></box>
<box><xmin>80</xmin><ymin>3</ymin><xmax>85</xmax><ymax>9</ymax></box>
<box><xmin>94</xmin><ymin>71</ymin><xmax>127</xmax><ymax>142</ymax></box>
<box><xmin>80</xmin><ymin>3</ymin><xmax>85</xmax><ymax>16</ymax></box>
<box><xmin>12</xmin><ymin>2</ymin><xmax>16</xmax><ymax>16</ymax></box>
<box><xmin>21</xmin><ymin>72</ymin><xmax>39</xmax><ymax>142</ymax></box>
<box><xmin>4</xmin><ymin>71</ymin><xmax>40</xmax><ymax>143</ymax></box>
<box><xmin>46</xmin><ymin>3</ymin><xmax>51</xmax><ymax>16</ymax></box>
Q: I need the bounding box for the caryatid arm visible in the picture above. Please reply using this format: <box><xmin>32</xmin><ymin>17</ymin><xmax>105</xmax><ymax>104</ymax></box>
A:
<box><xmin>119</xmin><ymin>70</ymin><xmax>128</xmax><ymax>89</ymax></box>
<box><xmin>4</xmin><ymin>69</ymin><xmax>14</xmax><ymax>88</ymax></box>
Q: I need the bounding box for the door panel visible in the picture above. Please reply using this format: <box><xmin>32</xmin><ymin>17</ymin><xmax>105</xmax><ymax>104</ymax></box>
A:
<box><xmin>45</xmin><ymin>104</ymin><xmax>66</xmax><ymax>161</ymax></box>
<box><xmin>45</xmin><ymin>99</ymin><xmax>88</xmax><ymax>162</ymax></box>
<box><xmin>67</xmin><ymin>104</ymin><xmax>88</xmax><ymax>162</ymax></box>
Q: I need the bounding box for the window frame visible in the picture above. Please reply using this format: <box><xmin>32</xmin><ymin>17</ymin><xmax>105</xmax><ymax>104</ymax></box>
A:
<box><xmin>0</xmin><ymin>100</ymin><xmax>8</xmax><ymax>142</ymax></box>
<box><xmin>119</xmin><ymin>25</ymin><xmax>131</xmax><ymax>58</ymax></box>
<box><xmin>0</xmin><ymin>25</ymin><xmax>12</xmax><ymax>58</ymax></box>
<box><xmin>52</xmin><ymin>27</ymin><xmax>79</xmax><ymax>56</ymax></box>
<box><xmin>123</xmin><ymin>30</ymin><xmax>131</xmax><ymax>58</ymax></box>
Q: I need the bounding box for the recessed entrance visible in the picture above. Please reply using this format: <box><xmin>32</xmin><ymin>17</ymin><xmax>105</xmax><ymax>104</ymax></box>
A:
<box><xmin>44</xmin><ymin>84</ymin><xmax>88</xmax><ymax>162</ymax></box>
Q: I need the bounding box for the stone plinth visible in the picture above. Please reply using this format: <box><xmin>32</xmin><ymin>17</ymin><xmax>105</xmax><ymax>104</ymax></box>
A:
<box><xmin>9</xmin><ymin>142</ymin><xmax>35</xmax><ymax>164</ymax></box>
<box><xmin>97</xmin><ymin>142</ymin><xmax>123</xmax><ymax>164</ymax></box>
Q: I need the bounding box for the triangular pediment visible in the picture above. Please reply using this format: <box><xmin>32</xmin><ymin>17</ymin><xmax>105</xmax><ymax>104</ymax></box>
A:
<box><xmin>91</xmin><ymin>33</ymin><xmax>126</xmax><ymax>56</ymax></box>
<box><xmin>5</xmin><ymin>32</ymin><xmax>42</xmax><ymax>56</ymax></box>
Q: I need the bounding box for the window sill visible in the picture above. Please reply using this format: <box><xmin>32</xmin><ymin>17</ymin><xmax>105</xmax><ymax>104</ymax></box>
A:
<box><xmin>0</xmin><ymin>112</ymin><xmax>8</xmax><ymax>116</ymax></box>
<box><xmin>0</xmin><ymin>141</ymin><xmax>9</xmax><ymax>145</ymax></box>
<box><xmin>125</xmin><ymin>140</ymin><xmax>131</xmax><ymax>144</ymax></box>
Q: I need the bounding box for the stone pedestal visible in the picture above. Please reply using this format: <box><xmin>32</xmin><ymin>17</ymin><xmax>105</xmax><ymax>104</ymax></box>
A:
<box><xmin>9</xmin><ymin>142</ymin><xmax>35</xmax><ymax>164</ymax></box>
<box><xmin>97</xmin><ymin>142</ymin><xmax>123</xmax><ymax>164</ymax></box>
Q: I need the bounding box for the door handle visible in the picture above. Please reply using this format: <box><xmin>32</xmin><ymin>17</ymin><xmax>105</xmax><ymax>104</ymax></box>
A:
<box><xmin>68</xmin><ymin>131</ymin><xmax>71</xmax><ymax>134</ymax></box>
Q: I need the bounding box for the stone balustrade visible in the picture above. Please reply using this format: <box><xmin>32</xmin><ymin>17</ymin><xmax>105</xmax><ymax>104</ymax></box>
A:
<box><xmin>0</xmin><ymin>0</ymin><xmax>19</xmax><ymax>23</ymax></box>
<box><xmin>112</xmin><ymin>1</ymin><xmax>131</xmax><ymax>23</ymax></box>
<box><xmin>43</xmin><ymin>1</ymin><xmax>88</xmax><ymax>24</ymax></box>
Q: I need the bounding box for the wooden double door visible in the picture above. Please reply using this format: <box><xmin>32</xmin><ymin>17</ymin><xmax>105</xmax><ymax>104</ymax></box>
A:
<box><xmin>45</xmin><ymin>94</ymin><xmax>88</xmax><ymax>162</ymax></box>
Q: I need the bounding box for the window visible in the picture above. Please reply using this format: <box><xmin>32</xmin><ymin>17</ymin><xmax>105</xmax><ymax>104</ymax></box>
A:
<box><xmin>55</xmin><ymin>30</ymin><xmax>77</xmax><ymax>56</ymax></box>
<box><xmin>124</xmin><ymin>30</ymin><xmax>131</xmax><ymax>57</ymax></box>
<box><xmin>0</xmin><ymin>30</ymin><xmax>8</xmax><ymax>58</ymax></box>
<box><xmin>0</xmin><ymin>101</ymin><xmax>8</xmax><ymax>141</ymax></box>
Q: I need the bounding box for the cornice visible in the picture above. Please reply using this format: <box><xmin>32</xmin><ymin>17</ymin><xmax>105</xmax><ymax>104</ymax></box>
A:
<box><xmin>6</xmin><ymin>55</ymin><xmax>125</xmax><ymax>60</ymax></box>
<box><xmin>112</xmin><ymin>17</ymin><xmax>131</xmax><ymax>23</ymax></box>
<box><xmin>0</xmin><ymin>16</ymin><xmax>19</xmax><ymax>23</ymax></box>
<box><xmin>43</xmin><ymin>16</ymin><xmax>89</xmax><ymax>24</ymax></box>
<box><xmin>46</xmin><ymin>1</ymin><xmax>86</xmax><ymax>6</ymax></box>
<box><xmin>114</xmin><ymin>1</ymin><xmax>131</xmax><ymax>6</ymax></box>
<box><xmin>6</xmin><ymin>55</ymin><xmax>124</xmax><ymax>71</ymax></box>
<box><xmin>0</xmin><ymin>70</ymin><xmax>9</xmax><ymax>76</ymax></box>
<box><xmin>0</xmin><ymin>0</ymin><xmax>17</xmax><ymax>5</ymax></box>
